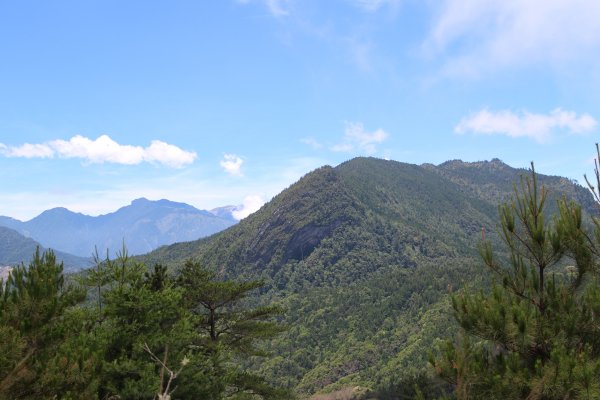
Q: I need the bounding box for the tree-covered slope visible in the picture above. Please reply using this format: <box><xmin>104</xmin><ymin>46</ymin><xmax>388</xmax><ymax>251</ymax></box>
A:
<box><xmin>424</xmin><ymin>158</ymin><xmax>596</xmax><ymax>215</ymax></box>
<box><xmin>142</xmin><ymin>157</ymin><xmax>595</xmax><ymax>396</ymax></box>
<box><xmin>0</xmin><ymin>226</ymin><xmax>91</xmax><ymax>272</ymax></box>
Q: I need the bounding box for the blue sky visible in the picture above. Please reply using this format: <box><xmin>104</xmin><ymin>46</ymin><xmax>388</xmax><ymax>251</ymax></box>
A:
<box><xmin>1</xmin><ymin>0</ymin><xmax>599</xmax><ymax>220</ymax></box>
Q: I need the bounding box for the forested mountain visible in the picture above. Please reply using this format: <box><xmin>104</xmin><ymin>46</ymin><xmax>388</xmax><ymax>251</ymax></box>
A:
<box><xmin>142</xmin><ymin>157</ymin><xmax>595</xmax><ymax>396</ymax></box>
<box><xmin>0</xmin><ymin>226</ymin><xmax>91</xmax><ymax>272</ymax></box>
<box><xmin>0</xmin><ymin>198</ymin><xmax>237</xmax><ymax>257</ymax></box>
<box><xmin>424</xmin><ymin>158</ymin><xmax>596</xmax><ymax>213</ymax></box>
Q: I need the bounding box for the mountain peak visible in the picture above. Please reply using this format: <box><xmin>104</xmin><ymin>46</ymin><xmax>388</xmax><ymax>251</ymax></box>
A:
<box><xmin>435</xmin><ymin>158</ymin><xmax>513</xmax><ymax>171</ymax></box>
<box><xmin>36</xmin><ymin>207</ymin><xmax>84</xmax><ymax>220</ymax></box>
<box><xmin>129</xmin><ymin>197</ymin><xmax>200</xmax><ymax>212</ymax></box>
<box><xmin>0</xmin><ymin>198</ymin><xmax>237</xmax><ymax>257</ymax></box>
<box><xmin>44</xmin><ymin>206</ymin><xmax>71</xmax><ymax>213</ymax></box>
<box><xmin>131</xmin><ymin>197</ymin><xmax>150</xmax><ymax>205</ymax></box>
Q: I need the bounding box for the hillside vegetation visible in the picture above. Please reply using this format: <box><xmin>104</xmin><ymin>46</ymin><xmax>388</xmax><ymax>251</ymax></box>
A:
<box><xmin>142</xmin><ymin>157</ymin><xmax>595</xmax><ymax>396</ymax></box>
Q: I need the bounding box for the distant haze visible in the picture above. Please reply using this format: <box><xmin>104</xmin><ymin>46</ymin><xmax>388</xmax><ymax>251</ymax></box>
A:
<box><xmin>0</xmin><ymin>198</ymin><xmax>239</xmax><ymax>257</ymax></box>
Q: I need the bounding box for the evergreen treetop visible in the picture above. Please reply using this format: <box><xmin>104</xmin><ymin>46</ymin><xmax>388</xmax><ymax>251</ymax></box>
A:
<box><xmin>434</xmin><ymin>154</ymin><xmax>600</xmax><ymax>399</ymax></box>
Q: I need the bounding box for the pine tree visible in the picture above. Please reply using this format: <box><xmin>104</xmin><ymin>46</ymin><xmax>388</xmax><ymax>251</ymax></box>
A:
<box><xmin>177</xmin><ymin>259</ymin><xmax>290</xmax><ymax>399</ymax></box>
<box><xmin>0</xmin><ymin>248</ymin><xmax>85</xmax><ymax>398</ymax></box>
<box><xmin>144</xmin><ymin>263</ymin><xmax>171</xmax><ymax>292</ymax></box>
<box><xmin>0</xmin><ymin>247</ymin><xmax>289</xmax><ymax>398</ymax></box>
<box><xmin>83</xmin><ymin>247</ymin><xmax>197</xmax><ymax>400</ymax></box>
<box><xmin>433</xmin><ymin>160</ymin><xmax>600</xmax><ymax>399</ymax></box>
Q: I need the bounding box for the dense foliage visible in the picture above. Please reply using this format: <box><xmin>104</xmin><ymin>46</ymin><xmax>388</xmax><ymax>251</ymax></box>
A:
<box><xmin>0</xmin><ymin>247</ymin><xmax>286</xmax><ymax>399</ymax></box>
<box><xmin>142</xmin><ymin>157</ymin><xmax>595</xmax><ymax>397</ymax></box>
<box><xmin>433</xmin><ymin>162</ymin><xmax>600</xmax><ymax>399</ymax></box>
<box><xmin>0</xmin><ymin>249</ymin><xmax>86</xmax><ymax>397</ymax></box>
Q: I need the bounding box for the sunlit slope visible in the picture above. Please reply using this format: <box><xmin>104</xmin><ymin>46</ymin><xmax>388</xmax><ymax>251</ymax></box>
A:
<box><xmin>142</xmin><ymin>157</ymin><xmax>594</xmax><ymax>394</ymax></box>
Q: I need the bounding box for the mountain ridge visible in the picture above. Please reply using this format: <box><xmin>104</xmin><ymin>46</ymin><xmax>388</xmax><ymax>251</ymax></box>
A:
<box><xmin>0</xmin><ymin>198</ymin><xmax>238</xmax><ymax>257</ymax></box>
<box><xmin>140</xmin><ymin>156</ymin><xmax>596</xmax><ymax>395</ymax></box>
<box><xmin>0</xmin><ymin>226</ymin><xmax>91</xmax><ymax>272</ymax></box>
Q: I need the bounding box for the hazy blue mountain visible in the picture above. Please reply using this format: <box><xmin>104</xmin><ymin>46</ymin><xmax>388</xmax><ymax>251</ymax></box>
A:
<box><xmin>0</xmin><ymin>198</ymin><xmax>237</xmax><ymax>257</ymax></box>
<box><xmin>0</xmin><ymin>216</ymin><xmax>22</xmax><ymax>231</ymax></box>
<box><xmin>0</xmin><ymin>226</ymin><xmax>91</xmax><ymax>272</ymax></box>
<box><xmin>209</xmin><ymin>205</ymin><xmax>240</xmax><ymax>222</ymax></box>
<box><xmin>141</xmin><ymin>157</ymin><xmax>596</xmax><ymax>395</ymax></box>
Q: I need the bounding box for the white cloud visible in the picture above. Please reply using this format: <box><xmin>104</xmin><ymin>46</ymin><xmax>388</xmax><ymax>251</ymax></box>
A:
<box><xmin>0</xmin><ymin>135</ymin><xmax>197</xmax><ymax>168</ymax></box>
<box><xmin>220</xmin><ymin>153</ymin><xmax>244</xmax><ymax>176</ymax></box>
<box><xmin>424</xmin><ymin>0</ymin><xmax>600</xmax><ymax>76</ymax></box>
<box><xmin>332</xmin><ymin>122</ymin><xmax>389</xmax><ymax>155</ymax></box>
<box><xmin>1</xmin><ymin>143</ymin><xmax>54</xmax><ymax>158</ymax></box>
<box><xmin>50</xmin><ymin>135</ymin><xmax>145</xmax><ymax>165</ymax></box>
<box><xmin>232</xmin><ymin>195</ymin><xmax>265</xmax><ymax>220</ymax></box>
<box><xmin>143</xmin><ymin>140</ymin><xmax>197</xmax><ymax>167</ymax></box>
<box><xmin>455</xmin><ymin>108</ymin><xmax>597</xmax><ymax>143</ymax></box>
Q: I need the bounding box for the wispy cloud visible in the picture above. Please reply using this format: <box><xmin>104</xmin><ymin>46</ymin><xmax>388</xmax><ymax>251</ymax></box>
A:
<box><xmin>220</xmin><ymin>153</ymin><xmax>244</xmax><ymax>176</ymax></box>
<box><xmin>351</xmin><ymin>0</ymin><xmax>401</xmax><ymax>12</ymax></box>
<box><xmin>265</xmin><ymin>0</ymin><xmax>290</xmax><ymax>16</ymax></box>
<box><xmin>237</xmin><ymin>0</ymin><xmax>290</xmax><ymax>17</ymax></box>
<box><xmin>348</xmin><ymin>40</ymin><xmax>373</xmax><ymax>72</ymax></box>
<box><xmin>332</xmin><ymin>122</ymin><xmax>389</xmax><ymax>154</ymax></box>
<box><xmin>0</xmin><ymin>135</ymin><xmax>197</xmax><ymax>168</ymax></box>
<box><xmin>232</xmin><ymin>194</ymin><xmax>265</xmax><ymax>220</ymax></box>
<box><xmin>424</xmin><ymin>0</ymin><xmax>600</xmax><ymax>76</ymax></box>
<box><xmin>301</xmin><ymin>137</ymin><xmax>323</xmax><ymax>150</ymax></box>
<box><xmin>455</xmin><ymin>108</ymin><xmax>597</xmax><ymax>143</ymax></box>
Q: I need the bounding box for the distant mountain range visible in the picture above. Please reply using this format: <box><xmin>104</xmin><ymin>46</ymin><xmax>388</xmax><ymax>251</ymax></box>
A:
<box><xmin>0</xmin><ymin>226</ymin><xmax>91</xmax><ymax>272</ymax></box>
<box><xmin>141</xmin><ymin>157</ymin><xmax>596</xmax><ymax>395</ymax></box>
<box><xmin>0</xmin><ymin>198</ymin><xmax>239</xmax><ymax>258</ymax></box>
